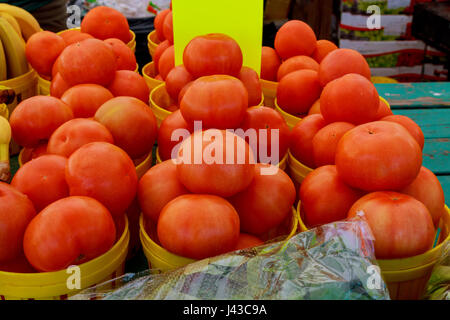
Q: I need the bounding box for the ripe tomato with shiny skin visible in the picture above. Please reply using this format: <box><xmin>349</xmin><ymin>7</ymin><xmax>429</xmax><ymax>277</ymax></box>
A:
<box><xmin>235</xmin><ymin>233</ymin><xmax>264</xmax><ymax>250</ymax></box>
<box><xmin>165</xmin><ymin>66</ymin><xmax>194</xmax><ymax>102</ymax></box>
<box><xmin>261</xmin><ymin>46</ymin><xmax>281</xmax><ymax>82</ymax></box>
<box><xmin>61</xmin><ymin>84</ymin><xmax>114</xmax><ymax>118</ymax></box>
<box><xmin>158</xmin><ymin>110</ymin><xmax>192</xmax><ymax>161</ymax></box>
<box><xmin>381</xmin><ymin>115</ymin><xmax>424</xmax><ymax>150</ymax></box>
<box><xmin>277</xmin><ymin>55</ymin><xmax>319</xmax><ymax>81</ymax></box>
<box><xmin>238</xmin><ymin>67</ymin><xmax>263</xmax><ymax>107</ymax></box>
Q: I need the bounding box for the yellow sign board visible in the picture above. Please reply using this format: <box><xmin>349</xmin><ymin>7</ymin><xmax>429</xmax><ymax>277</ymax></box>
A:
<box><xmin>172</xmin><ymin>0</ymin><xmax>264</xmax><ymax>75</ymax></box>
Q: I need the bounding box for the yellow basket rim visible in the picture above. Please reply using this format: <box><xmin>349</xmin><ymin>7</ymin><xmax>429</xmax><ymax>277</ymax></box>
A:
<box><xmin>142</xmin><ymin>62</ymin><xmax>163</xmax><ymax>83</ymax></box>
<box><xmin>147</xmin><ymin>30</ymin><xmax>160</xmax><ymax>46</ymax></box>
<box><xmin>149</xmin><ymin>83</ymin><xmax>173</xmax><ymax>118</ymax></box>
<box><xmin>274</xmin><ymin>98</ymin><xmax>302</xmax><ymax>127</ymax></box>
<box><xmin>0</xmin><ymin>68</ymin><xmax>36</xmax><ymax>86</ymax></box>
<box><xmin>287</xmin><ymin>150</ymin><xmax>313</xmax><ymax>173</ymax></box>
<box><xmin>379</xmin><ymin>96</ymin><xmax>391</xmax><ymax>110</ymax></box>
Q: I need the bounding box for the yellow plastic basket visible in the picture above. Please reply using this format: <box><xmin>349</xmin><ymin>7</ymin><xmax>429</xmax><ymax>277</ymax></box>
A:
<box><xmin>274</xmin><ymin>98</ymin><xmax>302</xmax><ymax>129</ymax></box>
<box><xmin>260</xmin><ymin>79</ymin><xmax>278</xmax><ymax>108</ymax></box>
<box><xmin>0</xmin><ymin>217</ymin><xmax>129</xmax><ymax>300</ymax></box>
<box><xmin>287</xmin><ymin>150</ymin><xmax>313</xmax><ymax>185</ymax></box>
<box><xmin>142</xmin><ymin>62</ymin><xmax>164</xmax><ymax>92</ymax></box>
<box><xmin>147</xmin><ymin>30</ymin><xmax>160</xmax><ymax>59</ymax></box>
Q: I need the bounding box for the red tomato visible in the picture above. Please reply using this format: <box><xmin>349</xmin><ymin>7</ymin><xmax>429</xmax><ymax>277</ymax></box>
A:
<box><xmin>23</xmin><ymin>196</ymin><xmax>116</xmax><ymax>272</ymax></box>
<box><xmin>348</xmin><ymin>192</ymin><xmax>435</xmax><ymax>259</ymax></box>
<box><xmin>235</xmin><ymin>233</ymin><xmax>264</xmax><ymax>250</ymax></box>
<box><xmin>312</xmin><ymin>122</ymin><xmax>355</xmax><ymax>166</ymax></box>
<box><xmin>277</xmin><ymin>55</ymin><xmax>319</xmax><ymax>81</ymax></box>
<box><xmin>107</xmin><ymin>70</ymin><xmax>150</xmax><ymax>104</ymax></box>
<box><xmin>158</xmin><ymin>45</ymin><xmax>175</xmax><ymax>80</ymax></box>
<box><xmin>176</xmin><ymin>130</ymin><xmax>255</xmax><ymax>197</ymax></box>
<box><xmin>308</xmin><ymin>100</ymin><xmax>321</xmax><ymax>115</ymax></box>
<box><xmin>104</xmin><ymin>38</ymin><xmax>137</xmax><ymax>71</ymax></box>
<box><xmin>58</xmin><ymin>39</ymin><xmax>117</xmax><ymax>87</ymax></box>
<box><xmin>25</xmin><ymin>31</ymin><xmax>66</xmax><ymax>77</ymax></box>
<box><xmin>165</xmin><ymin>66</ymin><xmax>194</xmax><ymax>101</ymax></box>
<box><xmin>311</xmin><ymin>39</ymin><xmax>338</xmax><ymax>63</ymax></box>
<box><xmin>336</xmin><ymin>121</ymin><xmax>422</xmax><ymax>191</ymax></box>
<box><xmin>401</xmin><ymin>166</ymin><xmax>445</xmax><ymax>226</ymax></box>
<box><xmin>162</xmin><ymin>11</ymin><xmax>174</xmax><ymax>44</ymax></box>
<box><xmin>261</xmin><ymin>46</ymin><xmax>281</xmax><ymax>82</ymax></box>
<box><xmin>158</xmin><ymin>110</ymin><xmax>192</xmax><ymax>161</ymax></box>
<box><xmin>274</xmin><ymin>20</ymin><xmax>317</xmax><ymax>60</ymax></box>
<box><xmin>239</xmin><ymin>106</ymin><xmax>290</xmax><ymax>163</ymax></box>
<box><xmin>177</xmin><ymin>81</ymin><xmax>194</xmax><ymax>106</ymax></box>
<box><xmin>289</xmin><ymin>114</ymin><xmax>326</xmax><ymax>168</ymax></box>
<box><xmin>277</xmin><ymin>69</ymin><xmax>322</xmax><ymax>116</ymax></box>
<box><xmin>81</xmin><ymin>6</ymin><xmax>131</xmax><ymax>43</ymax></box>
<box><xmin>9</xmin><ymin>96</ymin><xmax>74</xmax><ymax>148</ymax></box>
<box><xmin>180</xmin><ymin>75</ymin><xmax>248</xmax><ymax>129</ymax></box>
<box><xmin>0</xmin><ymin>182</ymin><xmax>36</xmax><ymax>263</ymax></box>
<box><xmin>154</xmin><ymin>9</ymin><xmax>170</xmax><ymax>42</ymax></box>
<box><xmin>300</xmin><ymin>165</ymin><xmax>363</xmax><ymax>228</ymax></box>
<box><xmin>138</xmin><ymin>160</ymin><xmax>189</xmax><ymax>223</ymax></box>
<box><xmin>59</xmin><ymin>29</ymin><xmax>93</xmax><ymax>45</ymax></box>
<box><xmin>375</xmin><ymin>98</ymin><xmax>393</xmax><ymax>119</ymax></box>
<box><xmin>0</xmin><ymin>252</ymin><xmax>37</xmax><ymax>273</ymax></box>
<box><xmin>320</xmin><ymin>73</ymin><xmax>380</xmax><ymax>125</ymax></box>
<box><xmin>157</xmin><ymin>194</ymin><xmax>240</xmax><ymax>260</ymax></box>
<box><xmin>183</xmin><ymin>34</ymin><xmax>243</xmax><ymax>78</ymax></box>
<box><xmin>61</xmin><ymin>84</ymin><xmax>114</xmax><ymax>118</ymax></box>
<box><xmin>381</xmin><ymin>115</ymin><xmax>424</xmax><ymax>150</ymax></box>
<box><xmin>47</xmin><ymin>118</ymin><xmax>114</xmax><ymax>157</ymax></box>
<box><xmin>318</xmin><ymin>49</ymin><xmax>371</xmax><ymax>87</ymax></box>
<box><xmin>65</xmin><ymin>142</ymin><xmax>138</xmax><ymax>218</ymax></box>
<box><xmin>95</xmin><ymin>97</ymin><xmax>157</xmax><ymax>159</ymax></box>
<box><xmin>153</xmin><ymin>40</ymin><xmax>171</xmax><ymax>73</ymax></box>
<box><xmin>238</xmin><ymin>67</ymin><xmax>262</xmax><ymax>107</ymax></box>
<box><xmin>51</xmin><ymin>55</ymin><xmax>61</xmax><ymax>79</ymax></box>
<box><xmin>50</xmin><ymin>73</ymin><xmax>71</xmax><ymax>98</ymax></box>
<box><xmin>11</xmin><ymin>155</ymin><xmax>69</xmax><ymax>213</ymax></box>
<box><xmin>229</xmin><ymin>163</ymin><xmax>296</xmax><ymax>235</ymax></box>
<box><xmin>30</xmin><ymin>142</ymin><xmax>48</xmax><ymax>160</ymax></box>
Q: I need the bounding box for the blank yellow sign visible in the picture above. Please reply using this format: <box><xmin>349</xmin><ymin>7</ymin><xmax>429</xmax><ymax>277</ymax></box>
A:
<box><xmin>172</xmin><ymin>0</ymin><xmax>264</xmax><ymax>75</ymax></box>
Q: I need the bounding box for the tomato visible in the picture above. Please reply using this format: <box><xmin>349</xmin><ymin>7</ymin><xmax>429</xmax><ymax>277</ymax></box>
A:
<box><xmin>65</xmin><ymin>142</ymin><xmax>138</xmax><ymax>218</ymax></box>
<box><xmin>61</xmin><ymin>84</ymin><xmax>114</xmax><ymax>118</ymax></box>
<box><xmin>261</xmin><ymin>46</ymin><xmax>281</xmax><ymax>82</ymax></box>
<box><xmin>138</xmin><ymin>160</ymin><xmax>189</xmax><ymax>223</ymax></box>
<box><xmin>238</xmin><ymin>67</ymin><xmax>262</xmax><ymax>107</ymax></box>
<box><xmin>107</xmin><ymin>70</ymin><xmax>150</xmax><ymax>104</ymax></box>
<box><xmin>158</xmin><ymin>45</ymin><xmax>175</xmax><ymax>80</ymax></box>
<box><xmin>95</xmin><ymin>97</ymin><xmax>157</xmax><ymax>159</ymax></box>
<box><xmin>308</xmin><ymin>99</ymin><xmax>321</xmax><ymax>115</ymax></box>
<box><xmin>239</xmin><ymin>106</ymin><xmax>290</xmax><ymax>163</ymax></box>
<box><xmin>9</xmin><ymin>96</ymin><xmax>74</xmax><ymax>148</ymax></box>
<box><xmin>155</xmin><ymin>74</ymin><xmax>163</xmax><ymax>81</ymax></box>
<box><xmin>401</xmin><ymin>166</ymin><xmax>445</xmax><ymax>226</ymax></box>
<box><xmin>157</xmin><ymin>194</ymin><xmax>240</xmax><ymax>259</ymax></box>
<box><xmin>104</xmin><ymin>38</ymin><xmax>137</xmax><ymax>71</ymax></box>
<box><xmin>311</xmin><ymin>39</ymin><xmax>338</xmax><ymax>63</ymax></box>
<box><xmin>318</xmin><ymin>49</ymin><xmax>371</xmax><ymax>87</ymax></box>
<box><xmin>274</xmin><ymin>20</ymin><xmax>317</xmax><ymax>60</ymax></box>
<box><xmin>229</xmin><ymin>163</ymin><xmax>296</xmax><ymax>235</ymax></box>
<box><xmin>381</xmin><ymin>115</ymin><xmax>424</xmax><ymax>150</ymax></box>
<box><xmin>348</xmin><ymin>192</ymin><xmax>435</xmax><ymax>259</ymax></box>
<box><xmin>153</xmin><ymin>40</ymin><xmax>171</xmax><ymax>73</ymax></box>
<box><xmin>0</xmin><ymin>252</ymin><xmax>37</xmax><ymax>273</ymax></box>
<box><xmin>300</xmin><ymin>165</ymin><xmax>363</xmax><ymax>228</ymax></box>
<box><xmin>277</xmin><ymin>69</ymin><xmax>322</xmax><ymax>116</ymax></box>
<box><xmin>177</xmin><ymin>81</ymin><xmax>194</xmax><ymax>105</ymax></box>
<box><xmin>51</xmin><ymin>55</ymin><xmax>61</xmax><ymax>79</ymax></box>
<box><xmin>0</xmin><ymin>182</ymin><xmax>36</xmax><ymax>263</ymax></box>
<box><xmin>25</xmin><ymin>31</ymin><xmax>66</xmax><ymax>77</ymax></box>
<box><xmin>235</xmin><ymin>233</ymin><xmax>264</xmax><ymax>250</ymax></box>
<box><xmin>162</xmin><ymin>10</ymin><xmax>174</xmax><ymax>44</ymax></box>
<box><xmin>11</xmin><ymin>155</ymin><xmax>69</xmax><ymax>212</ymax></box>
<box><xmin>30</xmin><ymin>142</ymin><xmax>48</xmax><ymax>160</ymax></box>
<box><xmin>165</xmin><ymin>66</ymin><xmax>194</xmax><ymax>102</ymax></box>
<box><xmin>183</xmin><ymin>34</ymin><xmax>243</xmax><ymax>78</ymax></box>
<box><xmin>50</xmin><ymin>73</ymin><xmax>71</xmax><ymax>98</ymax></box>
<box><xmin>375</xmin><ymin>98</ymin><xmax>393</xmax><ymax>119</ymax></box>
<box><xmin>158</xmin><ymin>110</ymin><xmax>192</xmax><ymax>161</ymax></box>
<box><xmin>336</xmin><ymin>121</ymin><xmax>422</xmax><ymax>191</ymax></box>
<box><xmin>312</xmin><ymin>122</ymin><xmax>355</xmax><ymax>167</ymax></box>
<box><xmin>81</xmin><ymin>6</ymin><xmax>131</xmax><ymax>43</ymax></box>
<box><xmin>59</xmin><ymin>29</ymin><xmax>93</xmax><ymax>45</ymax></box>
<box><xmin>59</xmin><ymin>39</ymin><xmax>117</xmax><ymax>87</ymax></box>
<box><xmin>180</xmin><ymin>75</ymin><xmax>248</xmax><ymax>129</ymax></box>
<box><xmin>23</xmin><ymin>196</ymin><xmax>116</xmax><ymax>272</ymax></box>
<box><xmin>154</xmin><ymin>9</ymin><xmax>170</xmax><ymax>42</ymax></box>
<box><xmin>320</xmin><ymin>73</ymin><xmax>380</xmax><ymax>125</ymax></box>
<box><xmin>289</xmin><ymin>114</ymin><xmax>326</xmax><ymax>168</ymax></box>
<box><xmin>176</xmin><ymin>130</ymin><xmax>255</xmax><ymax>197</ymax></box>
<box><xmin>47</xmin><ymin>118</ymin><xmax>114</xmax><ymax>157</ymax></box>
<box><xmin>277</xmin><ymin>55</ymin><xmax>319</xmax><ymax>81</ymax></box>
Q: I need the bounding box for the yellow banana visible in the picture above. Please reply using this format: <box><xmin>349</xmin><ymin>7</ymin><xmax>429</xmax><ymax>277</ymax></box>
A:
<box><xmin>0</xmin><ymin>39</ymin><xmax>6</xmax><ymax>81</ymax></box>
<box><xmin>0</xmin><ymin>12</ymin><xmax>22</xmax><ymax>38</ymax></box>
<box><xmin>0</xmin><ymin>114</ymin><xmax>11</xmax><ymax>182</ymax></box>
<box><xmin>0</xmin><ymin>16</ymin><xmax>29</xmax><ymax>79</ymax></box>
<box><xmin>0</xmin><ymin>3</ymin><xmax>40</xmax><ymax>41</ymax></box>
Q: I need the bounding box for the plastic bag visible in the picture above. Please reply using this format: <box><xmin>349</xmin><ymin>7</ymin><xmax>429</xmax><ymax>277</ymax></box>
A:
<box><xmin>71</xmin><ymin>218</ymin><xmax>390</xmax><ymax>300</ymax></box>
<box><xmin>78</xmin><ymin>0</ymin><xmax>171</xmax><ymax>18</ymax></box>
<box><xmin>423</xmin><ymin>240</ymin><xmax>450</xmax><ymax>300</ymax></box>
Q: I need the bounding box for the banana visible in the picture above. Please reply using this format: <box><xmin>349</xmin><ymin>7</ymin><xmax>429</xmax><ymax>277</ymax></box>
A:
<box><xmin>0</xmin><ymin>3</ymin><xmax>40</xmax><ymax>41</ymax></box>
<box><xmin>0</xmin><ymin>12</ymin><xmax>22</xmax><ymax>38</ymax></box>
<box><xmin>0</xmin><ymin>39</ymin><xmax>6</xmax><ymax>81</ymax></box>
<box><xmin>0</xmin><ymin>114</ymin><xmax>11</xmax><ymax>182</ymax></box>
<box><xmin>0</xmin><ymin>16</ymin><xmax>29</xmax><ymax>79</ymax></box>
